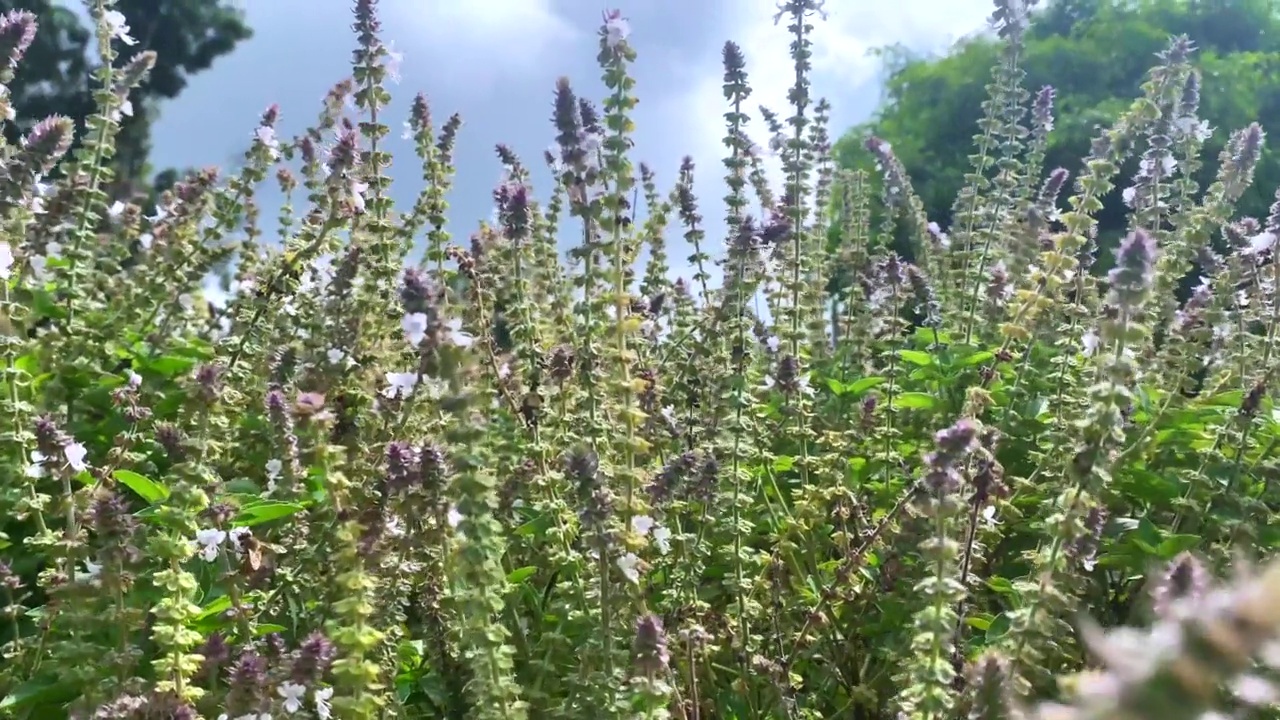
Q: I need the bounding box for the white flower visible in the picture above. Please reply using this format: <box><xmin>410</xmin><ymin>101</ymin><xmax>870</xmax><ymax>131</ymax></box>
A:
<box><xmin>1121</xmin><ymin>186</ymin><xmax>1137</xmax><ymax>207</ymax></box>
<box><xmin>195</xmin><ymin>529</ymin><xmax>227</xmax><ymax>562</ymax></box>
<box><xmin>0</xmin><ymin>242</ymin><xmax>12</xmax><ymax>280</ymax></box>
<box><xmin>603</xmin><ymin>11</ymin><xmax>630</xmax><ymax>49</ymax></box>
<box><xmin>1175</xmin><ymin>115</ymin><xmax>1213</xmax><ymax>142</ymax></box>
<box><xmin>326</xmin><ymin>347</ymin><xmax>346</xmax><ymax>366</ymax></box>
<box><xmin>255</xmin><ymin>125</ymin><xmax>281</xmax><ymax>160</ymax></box>
<box><xmin>313</xmin><ymin>688</ymin><xmax>333</xmax><ymax>720</ymax></box>
<box><xmin>447</xmin><ymin>506</ymin><xmax>463</xmax><ymax>528</ymax></box>
<box><xmin>25</xmin><ymin>451</ymin><xmax>46</xmax><ymax>478</ymax></box>
<box><xmin>579</xmin><ymin>131</ymin><xmax>603</xmax><ymax>159</ymax></box>
<box><xmin>277</xmin><ymin>682</ymin><xmax>306</xmax><ymax>713</ymax></box>
<box><xmin>651</xmin><ymin>525</ymin><xmax>672</xmax><ymax>555</ymax></box>
<box><xmin>616</xmin><ymin>552</ymin><xmax>641</xmax><ymax>584</ymax></box>
<box><xmin>631</xmin><ymin>514</ymin><xmax>655</xmax><ymax>537</ymax></box>
<box><xmin>1245</xmin><ymin>231</ymin><xmax>1277</xmax><ymax>257</ymax></box>
<box><xmin>265</xmin><ymin>458</ymin><xmax>283</xmax><ymax>481</ymax></box>
<box><xmin>926</xmin><ymin>221</ymin><xmax>950</xmax><ymax>248</ymax></box>
<box><xmin>178</xmin><ymin>293</ymin><xmax>195</xmax><ymax>312</ymax></box>
<box><xmin>1139</xmin><ymin>154</ymin><xmax>1178</xmax><ymax>177</ymax></box>
<box><xmin>385</xmin><ymin>42</ymin><xmax>404</xmax><ymax>83</ymax></box>
<box><xmin>445</xmin><ymin>317</ymin><xmax>474</xmax><ymax>347</ymax></box>
<box><xmin>108</xmin><ymin>201</ymin><xmax>126</xmax><ymax>220</ymax></box>
<box><xmin>78</xmin><ymin>560</ymin><xmax>103</xmax><ymax>586</ymax></box>
<box><xmin>64</xmin><ymin>442</ymin><xmax>88</xmax><ymax>473</ymax></box>
<box><xmin>109</xmin><ymin>98</ymin><xmax>133</xmax><ymax>123</ymax></box>
<box><xmin>127</xmin><ymin>371</ymin><xmax>142</xmax><ymax>388</ymax></box>
<box><xmin>1232</xmin><ymin>674</ymin><xmax>1278</xmax><ymax>706</ymax></box>
<box><xmin>103</xmin><ymin>10</ymin><xmax>136</xmax><ymax>45</ymax></box>
<box><xmin>981</xmin><ymin>504</ymin><xmax>1000</xmax><ymax>527</ymax></box>
<box><xmin>402</xmin><ymin>312</ymin><xmax>428</xmax><ymax>347</ymax></box>
<box><xmin>797</xmin><ymin>375</ymin><xmax>814</xmax><ymax>397</ymax></box>
<box><xmin>349</xmin><ymin>179</ymin><xmax>368</xmax><ymax>213</ymax></box>
<box><xmin>1082</xmin><ymin>329</ymin><xmax>1100</xmax><ymax>356</ymax></box>
<box><xmin>382</xmin><ymin>371</ymin><xmax>418</xmax><ymax>399</ymax></box>
<box><xmin>139</xmin><ymin>233</ymin><xmax>154</xmax><ymax>250</ymax></box>
<box><xmin>385</xmin><ymin>515</ymin><xmax>405</xmax><ymax>538</ymax></box>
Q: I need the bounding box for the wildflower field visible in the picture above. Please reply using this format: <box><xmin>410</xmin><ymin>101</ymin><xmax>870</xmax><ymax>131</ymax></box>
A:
<box><xmin>1</xmin><ymin>0</ymin><xmax>1279</xmax><ymax>719</ymax></box>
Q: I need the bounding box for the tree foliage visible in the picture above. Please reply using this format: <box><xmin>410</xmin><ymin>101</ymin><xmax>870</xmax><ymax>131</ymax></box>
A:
<box><xmin>835</xmin><ymin>0</ymin><xmax>1280</xmax><ymax>269</ymax></box>
<box><xmin>2</xmin><ymin>0</ymin><xmax>251</xmax><ymax>197</ymax></box>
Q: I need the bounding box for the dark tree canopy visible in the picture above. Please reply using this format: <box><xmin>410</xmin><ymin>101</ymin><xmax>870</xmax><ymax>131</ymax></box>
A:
<box><xmin>3</xmin><ymin>0</ymin><xmax>251</xmax><ymax>197</ymax></box>
<box><xmin>835</xmin><ymin>0</ymin><xmax>1280</xmax><ymax>271</ymax></box>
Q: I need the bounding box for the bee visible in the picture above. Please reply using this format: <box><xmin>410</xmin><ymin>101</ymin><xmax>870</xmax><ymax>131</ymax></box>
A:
<box><xmin>519</xmin><ymin>390</ymin><xmax>543</xmax><ymax>428</ymax></box>
<box><xmin>293</xmin><ymin>391</ymin><xmax>326</xmax><ymax>418</ymax></box>
<box><xmin>235</xmin><ymin>530</ymin><xmax>264</xmax><ymax>572</ymax></box>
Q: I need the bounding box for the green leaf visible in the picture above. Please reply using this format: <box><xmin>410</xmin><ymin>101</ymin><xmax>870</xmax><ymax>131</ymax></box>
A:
<box><xmin>772</xmin><ymin>456</ymin><xmax>796</xmax><ymax>472</ymax></box>
<box><xmin>194</xmin><ymin>595</ymin><xmax>232</xmax><ymax>621</ymax></box>
<box><xmin>965</xmin><ymin>614</ymin><xmax>993</xmax><ymax>631</ymax></box>
<box><xmin>113</xmin><ymin>469</ymin><xmax>169</xmax><ymax>503</ymax></box>
<box><xmin>846</xmin><ymin>376</ymin><xmax>886</xmax><ymax>395</ymax></box>
<box><xmin>897</xmin><ymin>349</ymin><xmax>934</xmax><ymax>366</ymax></box>
<box><xmin>224</xmin><ymin>478</ymin><xmax>263</xmax><ymax>495</ymax></box>
<box><xmin>0</xmin><ymin>676</ymin><xmax>78</xmax><ymax>711</ymax></box>
<box><xmin>234</xmin><ymin>501</ymin><xmax>305</xmax><ymax>527</ymax></box>
<box><xmin>956</xmin><ymin>350</ymin><xmax>995</xmax><ymax>367</ymax></box>
<box><xmin>895</xmin><ymin>392</ymin><xmax>937</xmax><ymax>410</ymax></box>
<box><xmin>824</xmin><ymin>378</ymin><xmax>846</xmax><ymax>395</ymax></box>
<box><xmin>254</xmin><ymin>624</ymin><xmax>287</xmax><ymax>636</ymax></box>
<box><xmin>1155</xmin><ymin>534</ymin><xmax>1201</xmax><ymax>559</ymax></box>
<box><xmin>145</xmin><ymin>355</ymin><xmax>197</xmax><ymax>378</ymax></box>
<box><xmin>506</xmin><ymin>566</ymin><xmax>538</xmax><ymax>584</ymax></box>
<box><xmin>985</xmin><ymin>613</ymin><xmax>1011</xmax><ymax>642</ymax></box>
<box><xmin>985</xmin><ymin>577</ymin><xmax>1016</xmax><ymax>595</ymax></box>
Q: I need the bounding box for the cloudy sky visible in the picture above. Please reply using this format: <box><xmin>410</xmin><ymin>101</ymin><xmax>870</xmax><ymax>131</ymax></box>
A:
<box><xmin>144</xmin><ymin>0</ymin><xmax>996</xmax><ymax>279</ymax></box>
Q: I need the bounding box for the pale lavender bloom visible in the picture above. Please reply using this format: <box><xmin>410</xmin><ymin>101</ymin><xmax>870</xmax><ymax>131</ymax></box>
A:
<box><xmin>617</xmin><ymin>552</ymin><xmax>641</xmax><ymax>583</ymax></box>
<box><xmin>277</xmin><ymin>682</ymin><xmax>305</xmax><ymax>713</ymax></box>
<box><xmin>603</xmin><ymin>10</ymin><xmax>630</xmax><ymax>49</ymax></box>
<box><xmin>384</xmin><ymin>41</ymin><xmax>403</xmax><ymax>83</ymax></box>
<box><xmin>382</xmin><ymin>372</ymin><xmax>418</xmax><ymax>399</ymax></box>
<box><xmin>64</xmin><ymin>442</ymin><xmax>88</xmax><ymax>472</ymax></box>
<box><xmin>402</xmin><ymin>312</ymin><xmax>428</xmax><ymax>347</ymax></box>
<box><xmin>196</xmin><ymin>529</ymin><xmax>226</xmax><ymax>562</ymax></box>
<box><xmin>103</xmin><ymin>10</ymin><xmax>136</xmax><ymax>45</ymax></box>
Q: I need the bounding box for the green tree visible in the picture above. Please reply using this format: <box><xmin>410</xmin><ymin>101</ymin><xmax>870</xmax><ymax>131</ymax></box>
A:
<box><xmin>835</xmin><ymin>0</ymin><xmax>1280</xmax><ymax>274</ymax></box>
<box><xmin>2</xmin><ymin>0</ymin><xmax>251</xmax><ymax>198</ymax></box>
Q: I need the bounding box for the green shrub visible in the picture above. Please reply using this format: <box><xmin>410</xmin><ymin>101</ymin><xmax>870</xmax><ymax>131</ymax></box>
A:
<box><xmin>0</xmin><ymin>1</ymin><xmax>1278</xmax><ymax>719</ymax></box>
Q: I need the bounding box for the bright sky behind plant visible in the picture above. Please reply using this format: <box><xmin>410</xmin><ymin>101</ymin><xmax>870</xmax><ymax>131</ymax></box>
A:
<box><xmin>143</xmin><ymin>0</ymin><xmax>993</xmax><ymax>279</ymax></box>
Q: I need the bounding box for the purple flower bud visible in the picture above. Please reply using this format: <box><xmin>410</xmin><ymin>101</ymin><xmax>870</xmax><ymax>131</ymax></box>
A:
<box><xmin>227</xmin><ymin>649</ymin><xmax>268</xmax><ymax>709</ymax></box>
<box><xmin>385</xmin><ymin>441</ymin><xmax>418</xmax><ymax>492</ymax></box>
<box><xmin>20</xmin><ymin>116</ymin><xmax>75</xmax><ymax>175</ymax></box>
<box><xmin>0</xmin><ymin>10</ymin><xmax>37</xmax><ymax>71</ymax></box>
<box><xmin>1033</xmin><ymin>85</ymin><xmax>1055</xmax><ymax>135</ymax></box>
<box><xmin>292</xmin><ymin>631</ymin><xmax>337</xmax><ymax>683</ymax></box>
<box><xmin>1107</xmin><ymin>228</ymin><xmax>1158</xmax><ymax>309</ymax></box>
<box><xmin>409</xmin><ymin>92</ymin><xmax>431</xmax><ymax>136</ymax></box>
<box><xmin>633</xmin><ymin>613</ymin><xmax>670</xmax><ymax>676</ymax></box>
<box><xmin>650</xmin><ymin>450</ymin><xmax>698</xmax><ymax>506</ymax></box>
<box><xmin>1150</xmin><ymin>551</ymin><xmax>1208</xmax><ymax>618</ymax></box>
<box><xmin>193</xmin><ymin>364</ymin><xmax>224</xmax><ymax>404</ymax></box>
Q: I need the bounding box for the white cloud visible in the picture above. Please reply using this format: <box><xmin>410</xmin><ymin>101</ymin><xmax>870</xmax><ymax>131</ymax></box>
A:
<box><xmin>383</xmin><ymin>0</ymin><xmax>577</xmax><ymax>91</ymax></box>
